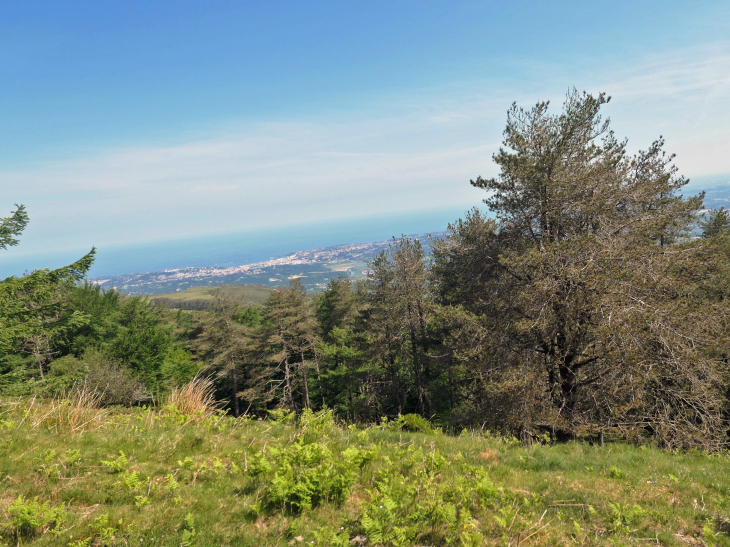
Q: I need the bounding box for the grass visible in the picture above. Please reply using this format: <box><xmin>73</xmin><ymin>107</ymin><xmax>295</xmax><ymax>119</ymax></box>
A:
<box><xmin>1</xmin><ymin>396</ymin><xmax>729</xmax><ymax>546</ymax></box>
<box><xmin>163</xmin><ymin>377</ymin><xmax>220</xmax><ymax>423</ymax></box>
<box><xmin>148</xmin><ymin>284</ymin><xmax>272</xmax><ymax>304</ymax></box>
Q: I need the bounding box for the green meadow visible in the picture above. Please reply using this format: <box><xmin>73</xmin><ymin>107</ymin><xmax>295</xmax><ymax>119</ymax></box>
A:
<box><xmin>150</xmin><ymin>284</ymin><xmax>272</xmax><ymax>308</ymax></box>
<box><xmin>1</xmin><ymin>385</ymin><xmax>729</xmax><ymax>547</ymax></box>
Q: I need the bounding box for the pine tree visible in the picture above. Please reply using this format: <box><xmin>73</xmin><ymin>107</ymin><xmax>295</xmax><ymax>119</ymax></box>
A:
<box><xmin>262</xmin><ymin>280</ymin><xmax>320</xmax><ymax>412</ymax></box>
<box><xmin>365</xmin><ymin>237</ymin><xmax>432</xmax><ymax>417</ymax></box>
<box><xmin>700</xmin><ymin>207</ymin><xmax>730</xmax><ymax>239</ymax></box>
<box><xmin>190</xmin><ymin>288</ymin><xmax>263</xmax><ymax>417</ymax></box>
<box><xmin>434</xmin><ymin>90</ymin><xmax>728</xmax><ymax>448</ymax></box>
<box><xmin>0</xmin><ymin>204</ymin><xmax>95</xmax><ymax>376</ymax></box>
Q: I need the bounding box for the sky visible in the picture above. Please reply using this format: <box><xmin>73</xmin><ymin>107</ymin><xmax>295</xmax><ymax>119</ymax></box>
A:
<box><xmin>1</xmin><ymin>0</ymin><xmax>730</xmax><ymax>264</ymax></box>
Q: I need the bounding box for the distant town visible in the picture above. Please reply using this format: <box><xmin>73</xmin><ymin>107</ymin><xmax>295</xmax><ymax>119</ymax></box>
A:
<box><xmin>92</xmin><ymin>233</ymin><xmax>441</xmax><ymax>295</ymax></box>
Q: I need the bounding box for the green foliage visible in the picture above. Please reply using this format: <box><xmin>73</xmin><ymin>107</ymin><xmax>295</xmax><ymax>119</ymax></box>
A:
<box><xmin>5</xmin><ymin>91</ymin><xmax>730</xmax><ymax>457</ymax></box>
<box><xmin>6</xmin><ymin>495</ymin><xmax>66</xmax><ymax>538</ymax></box>
<box><xmin>0</xmin><ymin>205</ymin><xmax>95</xmax><ymax>356</ymax></box>
<box><xmin>608</xmin><ymin>502</ymin><xmax>646</xmax><ymax>534</ymax></box>
<box><xmin>0</xmin><ymin>203</ymin><xmax>28</xmax><ymax>250</ymax></box>
<box><xmin>63</xmin><ymin>282</ymin><xmax>122</xmax><ymax>355</ymax></box>
<box><xmin>92</xmin><ymin>513</ymin><xmax>118</xmax><ymax>541</ymax></box>
<box><xmin>82</xmin><ymin>349</ymin><xmax>150</xmax><ymax>405</ymax></box>
<box><xmin>433</xmin><ymin>90</ymin><xmax>728</xmax><ymax>450</ymax></box>
<box><xmin>101</xmin><ymin>450</ymin><xmax>129</xmax><ymax>473</ymax></box>
<box><xmin>105</xmin><ymin>297</ymin><xmax>172</xmax><ymax>392</ymax></box>
<box><xmin>700</xmin><ymin>207</ymin><xmax>730</xmax><ymax>239</ymax></box>
<box><xmin>249</xmin><ymin>421</ymin><xmax>375</xmax><ymax>512</ymax></box>
<box><xmin>386</xmin><ymin>413</ymin><xmax>437</xmax><ymax>434</ymax></box>
<box><xmin>1</xmin><ymin>398</ymin><xmax>729</xmax><ymax>545</ymax></box>
<box><xmin>297</xmin><ymin>407</ymin><xmax>336</xmax><ymax>442</ymax></box>
<box><xmin>161</xmin><ymin>347</ymin><xmax>200</xmax><ymax>387</ymax></box>
<box><xmin>609</xmin><ymin>465</ymin><xmax>625</xmax><ymax>479</ymax></box>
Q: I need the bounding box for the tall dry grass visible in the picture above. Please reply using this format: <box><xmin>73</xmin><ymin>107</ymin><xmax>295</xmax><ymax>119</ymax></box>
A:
<box><xmin>164</xmin><ymin>376</ymin><xmax>220</xmax><ymax>422</ymax></box>
<box><xmin>30</xmin><ymin>384</ymin><xmax>110</xmax><ymax>434</ymax></box>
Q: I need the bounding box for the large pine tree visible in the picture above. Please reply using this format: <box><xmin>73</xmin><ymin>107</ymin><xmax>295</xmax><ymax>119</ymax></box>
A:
<box><xmin>433</xmin><ymin>90</ymin><xmax>729</xmax><ymax>449</ymax></box>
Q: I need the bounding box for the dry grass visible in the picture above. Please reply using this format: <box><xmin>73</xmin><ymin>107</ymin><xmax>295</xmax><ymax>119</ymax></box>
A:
<box><xmin>479</xmin><ymin>448</ymin><xmax>499</xmax><ymax>464</ymax></box>
<box><xmin>30</xmin><ymin>384</ymin><xmax>109</xmax><ymax>435</ymax></box>
<box><xmin>164</xmin><ymin>375</ymin><xmax>220</xmax><ymax>421</ymax></box>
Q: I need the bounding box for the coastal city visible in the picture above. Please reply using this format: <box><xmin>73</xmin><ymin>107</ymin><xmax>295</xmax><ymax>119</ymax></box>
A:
<box><xmin>92</xmin><ymin>233</ymin><xmax>438</xmax><ymax>295</ymax></box>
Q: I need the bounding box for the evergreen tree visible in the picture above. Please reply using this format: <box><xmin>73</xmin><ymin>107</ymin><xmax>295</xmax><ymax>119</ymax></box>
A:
<box><xmin>316</xmin><ymin>277</ymin><xmax>370</xmax><ymax>418</ymax></box>
<box><xmin>364</xmin><ymin>237</ymin><xmax>432</xmax><ymax>417</ymax></box>
<box><xmin>435</xmin><ymin>90</ymin><xmax>728</xmax><ymax>448</ymax></box>
<box><xmin>700</xmin><ymin>207</ymin><xmax>730</xmax><ymax>239</ymax></box>
<box><xmin>262</xmin><ymin>280</ymin><xmax>320</xmax><ymax>411</ymax></box>
<box><xmin>105</xmin><ymin>297</ymin><xmax>172</xmax><ymax>392</ymax></box>
<box><xmin>0</xmin><ymin>204</ymin><xmax>95</xmax><ymax>376</ymax></box>
<box><xmin>190</xmin><ymin>289</ymin><xmax>262</xmax><ymax>416</ymax></box>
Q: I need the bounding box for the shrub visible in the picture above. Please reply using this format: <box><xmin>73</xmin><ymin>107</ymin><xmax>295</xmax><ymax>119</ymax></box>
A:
<box><xmin>161</xmin><ymin>348</ymin><xmax>200</xmax><ymax>387</ymax></box>
<box><xmin>387</xmin><ymin>413</ymin><xmax>436</xmax><ymax>434</ymax></box>
<box><xmin>82</xmin><ymin>349</ymin><xmax>149</xmax><ymax>406</ymax></box>
<box><xmin>44</xmin><ymin>355</ymin><xmax>87</xmax><ymax>394</ymax></box>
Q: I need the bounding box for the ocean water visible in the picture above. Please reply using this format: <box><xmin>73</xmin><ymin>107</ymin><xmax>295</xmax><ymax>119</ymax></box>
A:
<box><xmin>6</xmin><ymin>176</ymin><xmax>725</xmax><ymax>281</ymax></box>
<box><xmin>1</xmin><ymin>206</ymin><xmax>479</xmax><ymax>279</ymax></box>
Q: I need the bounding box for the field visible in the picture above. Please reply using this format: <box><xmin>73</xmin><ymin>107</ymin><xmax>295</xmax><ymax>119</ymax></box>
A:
<box><xmin>149</xmin><ymin>284</ymin><xmax>272</xmax><ymax>307</ymax></box>
<box><xmin>1</xmin><ymin>389</ymin><xmax>729</xmax><ymax>547</ymax></box>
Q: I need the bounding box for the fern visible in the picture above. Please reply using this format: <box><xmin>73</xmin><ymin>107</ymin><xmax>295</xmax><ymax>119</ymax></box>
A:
<box><xmin>101</xmin><ymin>450</ymin><xmax>129</xmax><ymax>473</ymax></box>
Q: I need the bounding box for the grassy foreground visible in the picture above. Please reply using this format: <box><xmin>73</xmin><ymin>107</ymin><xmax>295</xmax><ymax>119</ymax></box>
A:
<box><xmin>1</xmin><ymin>390</ymin><xmax>729</xmax><ymax>546</ymax></box>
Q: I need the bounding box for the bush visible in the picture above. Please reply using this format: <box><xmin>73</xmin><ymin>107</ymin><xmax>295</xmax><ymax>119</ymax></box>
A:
<box><xmin>82</xmin><ymin>349</ymin><xmax>149</xmax><ymax>406</ymax></box>
<box><xmin>161</xmin><ymin>348</ymin><xmax>201</xmax><ymax>387</ymax></box>
<box><xmin>44</xmin><ymin>355</ymin><xmax>87</xmax><ymax>395</ymax></box>
<box><xmin>387</xmin><ymin>413</ymin><xmax>436</xmax><ymax>434</ymax></box>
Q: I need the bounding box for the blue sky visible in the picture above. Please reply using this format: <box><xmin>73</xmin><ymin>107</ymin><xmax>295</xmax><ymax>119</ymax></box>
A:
<box><xmin>2</xmin><ymin>0</ymin><xmax>729</xmax><ymax>261</ymax></box>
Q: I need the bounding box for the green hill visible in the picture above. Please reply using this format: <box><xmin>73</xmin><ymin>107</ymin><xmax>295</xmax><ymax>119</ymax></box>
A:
<box><xmin>149</xmin><ymin>283</ymin><xmax>271</xmax><ymax>309</ymax></box>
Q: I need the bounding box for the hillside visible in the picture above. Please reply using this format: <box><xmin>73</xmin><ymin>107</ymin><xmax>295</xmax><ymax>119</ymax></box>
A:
<box><xmin>0</xmin><ymin>391</ymin><xmax>728</xmax><ymax>546</ymax></box>
<box><xmin>149</xmin><ymin>283</ymin><xmax>271</xmax><ymax>309</ymax></box>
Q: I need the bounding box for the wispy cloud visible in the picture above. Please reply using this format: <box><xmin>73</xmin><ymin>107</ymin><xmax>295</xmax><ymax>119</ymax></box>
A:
<box><xmin>2</xmin><ymin>42</ymin><xmax>729</xmax><ymax>255</ymax></box>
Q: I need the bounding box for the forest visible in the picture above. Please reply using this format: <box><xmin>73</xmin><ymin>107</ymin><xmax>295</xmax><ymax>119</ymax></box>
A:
<box><xmin>3</xmin><ymin>90</ymin><xmax>730</xmax><ymax>452</ymax></box>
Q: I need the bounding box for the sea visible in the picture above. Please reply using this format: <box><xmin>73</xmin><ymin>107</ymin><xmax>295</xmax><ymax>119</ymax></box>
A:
<box><xmin>1</xmin><ymin>206</ymin><xmax>478</xmax><ymax>279</ymax></box>
<box><xmin>4</xmin><ymin>175</ymin><xmax>727</xmax><ymax>281</ymax></box>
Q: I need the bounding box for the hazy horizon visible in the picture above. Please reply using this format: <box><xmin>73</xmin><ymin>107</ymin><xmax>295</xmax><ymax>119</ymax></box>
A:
<box><xmin>2</xmin><ymin>1</ymin><xmax>729</xmax><ymax>267</ymax></box>
<box><xmin>0</xmin><ymin>204</ymin><xmax>474</xmax><ymax>279</ymax></box>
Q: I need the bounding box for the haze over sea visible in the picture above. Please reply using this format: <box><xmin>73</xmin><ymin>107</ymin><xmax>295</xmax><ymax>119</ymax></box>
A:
<box><xmin>3</xmin><ymin>176</ymin><xmax>728</xmax><ymax>282</ymax></box>
<box><xmin>0</xmin><ymin>206</ymin><xmax>470</xmax><ymax>279</ymax></box>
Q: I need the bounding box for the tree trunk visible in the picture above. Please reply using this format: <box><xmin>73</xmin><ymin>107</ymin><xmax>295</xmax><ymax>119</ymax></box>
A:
<box><xmin>231</xmin><ymin>360</ymin><xmax>240</xmax><ymax>418</ymax></box>
<box><xmin>388</xmin><ymin>353</ymin><xmax>401</xmax><ymax>414</ymax></box>
<box><xmin>417</xmin><ymin>302</ymin><xmax>429</xmax><ymax>377</ymax></box>
<box><xmin>283</xmin><ymin>354</ymin><xmax>295</xmax><ymax>411</ymax></box>
<box><xmin>448</xmin><ymin>360</ymin><xmax>455</xmax><ymax>411</ymax></box>
<box><xmin>279</xmin><ymin>326</ymin><xmax>295</xmax><ymax>411</ymax></box>
<box><xmin>410</xmin><ymin>330</ymin><xmax>424</xmax><ymax>416</ymax></box>
<box><xmin>311</xmin><ymin>344</ymin><xmax>325</xmax><ymax>407</ymax></box>
<box><xmin>33</xmin><ymin>336</ymin><xmax>45</xmax><ymax>379</ymax></box>
<box><xmin>301</xmin><ymin>349</ymin><xmax>311</xmax><ymax>410</ymax></box>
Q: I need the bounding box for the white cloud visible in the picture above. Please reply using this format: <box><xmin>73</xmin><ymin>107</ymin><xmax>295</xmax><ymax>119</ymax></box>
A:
<box><xmin>2</xmin><ymin>41</ymin><xmax>729</xmax><ymax>255</ymax></box>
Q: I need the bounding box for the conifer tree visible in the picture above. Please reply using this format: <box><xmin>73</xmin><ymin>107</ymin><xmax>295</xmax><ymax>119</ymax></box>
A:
<box><xmin>434</xmin><ymin>90</ymin><xmax>728</xmax><ymax>448</ymax></box>
<box><xmin>190</xmin><ymin>289</ymin><xmax>263</xmax><ymax>416</ymax></box>
<box><xmin>365</xmin><ymin>237</ymin><xmax>432</xmax><ymax>417</ymax></box>
<box><xmin>700</xmin><ymin>207</ymin><xmax>730</xmax><ymax>239</ymax></box>
<box><xmin>262</xmin><ymin>280</ymin><xmax>320</xmax><ymax>411</ymax></box>
<box><xmin>0</xmin><ymin>205</ymin><xmax>95</xmax><ymax>375</ymax></box>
